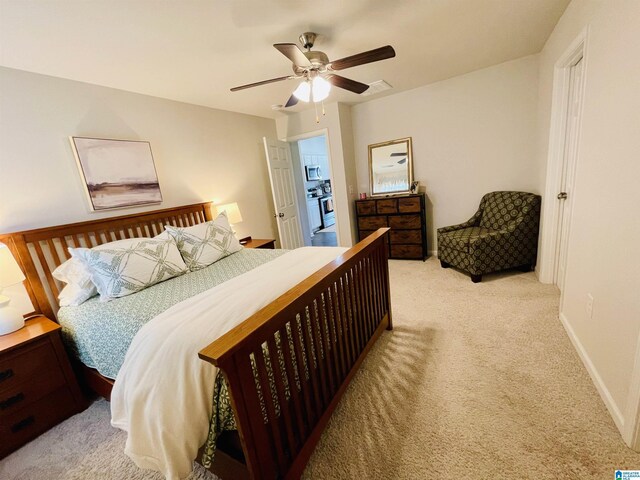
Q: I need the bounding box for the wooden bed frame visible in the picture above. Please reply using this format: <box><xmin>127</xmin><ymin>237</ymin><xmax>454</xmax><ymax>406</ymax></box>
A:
<box><xmin>1</xmin><ymin>202</ymin><xmax>392</xmax><ymax>480</ymax></box>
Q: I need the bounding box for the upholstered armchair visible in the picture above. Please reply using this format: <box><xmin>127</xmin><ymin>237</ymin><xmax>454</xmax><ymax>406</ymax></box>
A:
<box><xmin>437</xmin><ymin>191</ymin><xmax>541</xmax><ymax>283</ymax></box>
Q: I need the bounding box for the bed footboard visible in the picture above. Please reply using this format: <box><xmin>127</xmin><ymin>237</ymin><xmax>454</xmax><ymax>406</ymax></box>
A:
<box><xmin>199</xmin><ymin>228</ymin><xmax>392</xmax><ymax>480</ymax></box>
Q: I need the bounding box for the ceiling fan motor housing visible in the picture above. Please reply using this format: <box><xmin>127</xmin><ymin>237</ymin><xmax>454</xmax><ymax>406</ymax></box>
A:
<box><xmin>299</xmin><ymin>32</ymin><xmax>317</xmax><ymax>50</ymax></box>
<box><xmin>293</xmin><ymin>50</ymin><xmax>329</xmax><ymax>75</ymax></box>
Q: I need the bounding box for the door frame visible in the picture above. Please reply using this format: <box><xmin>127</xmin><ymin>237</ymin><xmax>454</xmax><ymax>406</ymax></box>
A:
<box><xmin>537</xmin><ymin>26</ymin><xmax>589</xmax><ymax>289</ymax></box>
<box><xmin>283</xmin><ymin>128</ymin><xmax>341</xmax><ymax>244</ymax></box>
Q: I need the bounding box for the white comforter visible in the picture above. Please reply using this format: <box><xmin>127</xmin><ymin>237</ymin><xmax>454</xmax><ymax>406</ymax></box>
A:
<box><xmin>111</xmin><ymin>246</ymin><xmax>347</xmax><ymax>480</ymax></box>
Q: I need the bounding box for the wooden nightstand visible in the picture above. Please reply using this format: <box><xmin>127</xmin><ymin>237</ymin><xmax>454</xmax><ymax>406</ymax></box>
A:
<box><xmin>0</xmin><ymin>316</ymin><xmax>85</xmax><ymax>458</ymax></box>
<box><xmin>239</xmin><ymin>237</ymin><xmax>276</xmax><ymax>249</ymax></box>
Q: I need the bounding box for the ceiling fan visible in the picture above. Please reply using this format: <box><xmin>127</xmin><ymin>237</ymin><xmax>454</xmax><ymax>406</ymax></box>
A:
<box><xmin>230</xmin><ymin>32</ymin><xmax>396</xmax><ymax>108</ymax></box>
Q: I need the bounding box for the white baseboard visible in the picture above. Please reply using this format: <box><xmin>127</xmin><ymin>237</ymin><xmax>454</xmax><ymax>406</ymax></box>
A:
<box><xmin>429</xmin><ymin>250</ymin><xmax>437</xmax><ymax>257</ymax></box>
<box><xmin>559</xmin><ymin>312</ymin><xmax>625</xmax><ymax>431</ymax></box>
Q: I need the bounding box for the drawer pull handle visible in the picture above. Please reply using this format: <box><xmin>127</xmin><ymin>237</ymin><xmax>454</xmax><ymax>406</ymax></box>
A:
<box><xmin>0</xmin><ymin>368</ymin><xmax>14</xmax><ymax>382</ymax></box>
<box><xmin>11</xmin><ymin>415</ymin><xmax>35</xmax><ymax>433</ymax></box>
<box><xmin>0</xmin><ymin>392</ymin><xmax>24</xmax><ymax>410</ymax></box>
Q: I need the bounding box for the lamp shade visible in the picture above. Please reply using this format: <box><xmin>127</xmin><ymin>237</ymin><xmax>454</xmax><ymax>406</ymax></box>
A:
<box><xmin>312</xmin><ymin>76</ymin><xmax>331</xmax><ymax>102</ymax></box>
<box><xmin>293</xmin><ymin>81</ymin><xmax>311</xmax><ymax>102</ymax></box>
<box><xmin>217</xmin><ymin>202</ymin><xmax>243</xmax><ymax>224</ymax></box>
<box><xmin>0</xmin><ymin>243</ymin><xmax>25</xmax><ymax>288</ymax></box>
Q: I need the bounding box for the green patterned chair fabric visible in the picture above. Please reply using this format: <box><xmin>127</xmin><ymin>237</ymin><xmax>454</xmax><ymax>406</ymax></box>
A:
<box><xmin>437</xmin><ymin>191</ymin><xmax>541</xmax><ymax>281</ymax></box>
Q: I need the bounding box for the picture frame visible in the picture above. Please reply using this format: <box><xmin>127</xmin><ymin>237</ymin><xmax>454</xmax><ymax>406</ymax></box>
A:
<box><xmin>70</xmin><ymin>137</ymin><xmax>163</xmax><ymax>211</ymax></box>
<box><xmin>368</xmin><ymin>137</ymin><xmax>414</xmax><ymax>196</ymax></box>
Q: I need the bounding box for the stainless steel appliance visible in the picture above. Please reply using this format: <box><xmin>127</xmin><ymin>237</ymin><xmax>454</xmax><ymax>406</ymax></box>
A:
<box><xmin>305</xmin><ymin>165</ymin><xmax>322</xmax><ymax>181</ymax></box>
<box><xmin>320</xmin><ymin>195</ymin><xmax>335</xmax><ymax>228</ymax></box>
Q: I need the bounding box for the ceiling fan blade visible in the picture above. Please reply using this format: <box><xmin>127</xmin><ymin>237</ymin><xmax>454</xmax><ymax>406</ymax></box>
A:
<box><xmin>274</xmin><ymin>43</ymin><xmax>312</xmax><ymax>67</ymax></box>
<box><xmin>230</xmin><ymin>75</ymin><xmax>292</xmax><ymax>92</ymax></box>
<box><xmin>284</xmin><ymin>94</ymin><xmax>299</xmax><ymax>108</ymax></box>
<box><xmin>326</xmin><ymin>74</ymin><xmax>369</xmax><ymax>94</ymax></box>
<box><xmin>329</xmin><ymin>45</ymin><xmax>396</xmax><ymax>71</ymax></box>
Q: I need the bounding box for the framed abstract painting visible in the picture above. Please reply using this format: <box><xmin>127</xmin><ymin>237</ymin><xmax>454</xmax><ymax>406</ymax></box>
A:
<box><xmin>70</xmin><ymin>137</ymin><xmax>163</xmax><ymax>211</ymax></box>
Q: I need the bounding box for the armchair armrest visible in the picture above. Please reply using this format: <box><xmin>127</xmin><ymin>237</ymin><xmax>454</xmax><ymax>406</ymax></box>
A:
<box><xmin>437</xmin><ymin>208</ymin><xmax>482</xmax><ymax>234</ymax></box>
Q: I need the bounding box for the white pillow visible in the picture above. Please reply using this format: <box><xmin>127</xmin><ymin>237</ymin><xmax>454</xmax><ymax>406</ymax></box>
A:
<box><xmin>52</xmin><ymin>257</ymin><xmax>98</xmax><ymax>307</ymax></box>
<box><xmin>165</xmin><ymin>212</ymin><xmax>242</xmax><ymax>271</ymax></box>
<box><xmin>71</xmin><ymin>237</ymin><xmax>188</xmax><ymax>301</ymax></box>
<box><xmin>58</xmin><ymin>283</ymin><xmax>97</xmax><ymax>307</ymax></box>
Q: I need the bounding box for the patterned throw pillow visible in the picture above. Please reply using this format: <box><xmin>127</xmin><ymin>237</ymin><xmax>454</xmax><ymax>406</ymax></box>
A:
<box><xmin>71</xmin><ymin>237</ymin><xmax>188</xmax><ymax>301</ymax></box>
<box><xmin>165</xmin><ymin>213</ymin><xmax>242</xmax><ymax>271</ymax></box>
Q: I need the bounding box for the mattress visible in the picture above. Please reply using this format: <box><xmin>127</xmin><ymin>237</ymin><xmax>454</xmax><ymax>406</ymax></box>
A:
<box><xmin>57</xmin><ymin>248</ymin><xmax>286</xmax><ymax>379</ymax></box>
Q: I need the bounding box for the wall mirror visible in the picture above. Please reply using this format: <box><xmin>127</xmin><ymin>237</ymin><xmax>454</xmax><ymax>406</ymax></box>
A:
<box><xmin>368</xmin><ymin>137</ymin><xmax>413</xmax><ymax>196</ymax></box>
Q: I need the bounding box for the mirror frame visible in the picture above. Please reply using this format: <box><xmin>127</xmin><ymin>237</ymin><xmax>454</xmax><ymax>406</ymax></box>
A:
<box><xmin>368</xmin><ymin>137</ymin><xmax>414</xmax><ymax>197</ymax></box>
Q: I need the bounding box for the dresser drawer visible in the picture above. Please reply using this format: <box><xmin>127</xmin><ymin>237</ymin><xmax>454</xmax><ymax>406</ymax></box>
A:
<box><xmin>398</xmin><ymin>197</ymin><xmax>421</xmax><ymax>213</ymax></box>
<box><xmin>358</xmin><ymin>216</ymin><xmax>387</xmax><ymax>230</ymax></box>
<box><xmin>376</xmin><ymin>199</ymin><xmax>397</xmax><ymax>214</ymax></box>
<box><xmin>356</xmin><ymin>201</ymin><xmax>376</xmax><ymax>215</ymax></box>
<box><xmin>390</xmin><ymin>230</ymin><xmax>423</xmax><ymax>244</ymax></box>
<box><xmin>0</xmin><ymin>339</ymin><xmax>59</xmax><ymax>395</ymax></box>
<box><xmin>390</xmin><ymin>244</ymin><xmax>424</xmax><ymax>259</ymax></box>
<box><xmin>0</xmin><ymin>386</ymin><xmax>76</xmax><ymax>457</ymax></box>
<box><xmin>0</xmin><ymin>365</ymin><xmax>66</xmax><ymax>418</ymax></box>
<box><xmin>388</xmin><ymin>214</ymin><xmax>421</xmax><ymax>229</ymax></box>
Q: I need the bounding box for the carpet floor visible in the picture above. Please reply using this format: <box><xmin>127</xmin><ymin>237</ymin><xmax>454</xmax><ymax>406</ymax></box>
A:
<box><xmin>1</xmin><ymin>258</ymin><xmax>638</xmax><ymax>479</ymax></box>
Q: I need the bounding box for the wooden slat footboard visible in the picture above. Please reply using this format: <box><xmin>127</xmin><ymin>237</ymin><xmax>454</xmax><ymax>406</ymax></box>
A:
<box><xmin>199</xmin><ymin>228</ymin><xmax>392</xmax><ymax>480</ymax></box>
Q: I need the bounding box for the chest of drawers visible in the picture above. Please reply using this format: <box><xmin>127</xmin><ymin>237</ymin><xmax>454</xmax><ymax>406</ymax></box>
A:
<box><xmin>355</xmin><ymin>194</ymin><xmax>428</xmax><ymax>260</ymax></box>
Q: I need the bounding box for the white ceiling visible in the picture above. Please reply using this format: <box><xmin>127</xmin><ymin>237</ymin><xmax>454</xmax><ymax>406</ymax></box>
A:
<box><xmin>0</xmin><ymin>0</ymin><xmax>569</xmax><ymax>119</ymax></box>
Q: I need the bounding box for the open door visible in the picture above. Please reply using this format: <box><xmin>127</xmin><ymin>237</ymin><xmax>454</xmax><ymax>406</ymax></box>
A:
<box><xmin>554</xmin><ymin>56</ymin><xmax>584</xmax><ymax>291</ymax></box>
<box><xmin>263</xmin><ymin>138</ymin><xmax>304</xmax><ymax>249</ymax></box>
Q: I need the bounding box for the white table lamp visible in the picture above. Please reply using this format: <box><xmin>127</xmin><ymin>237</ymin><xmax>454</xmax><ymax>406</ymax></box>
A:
<box><xmin>217</xmin><ymin>202</ymin><xmax>244</xmax><ymax>241</ymax></box>
<box><xmin>0</xmin><ymin>243</ymin><xmax>26</xmax><ymax>336</ymax></box>
<box><xmin>217</xmin><ymin>202</ymin><xmax>243</xmax><ymax>225</ymax></box>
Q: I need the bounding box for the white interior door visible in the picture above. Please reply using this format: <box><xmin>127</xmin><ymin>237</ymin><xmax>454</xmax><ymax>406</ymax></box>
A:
<box><xmin>554</xmin><ymin>56</ymin><xmax>584</xmax><ymax>290</ymax></box>
<box><xmin>263</xmin><ymin>138</ymin><xmax>304</xmax><ymax>249</ymax></box>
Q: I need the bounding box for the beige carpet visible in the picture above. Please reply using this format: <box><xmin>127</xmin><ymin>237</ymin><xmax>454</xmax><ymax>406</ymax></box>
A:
<box><xmin>1</xmin><ymin>258</ymin><xmax>638</xmax><ymax>479</ymax></box>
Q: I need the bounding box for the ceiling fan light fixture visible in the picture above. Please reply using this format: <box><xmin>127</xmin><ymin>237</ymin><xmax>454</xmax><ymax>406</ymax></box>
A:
<box><xmin>311</xmin><ymin>76</ymin><xmax>331</xmax><ymax>102</ymax></box>
<box><xmin>293</xmin><ymin>81</ymin><xmax>311</xmax><ymax>102</ymax></box>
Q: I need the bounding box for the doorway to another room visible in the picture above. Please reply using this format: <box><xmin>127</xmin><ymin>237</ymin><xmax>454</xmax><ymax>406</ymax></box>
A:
<box><xmin>295</xmin><ymin>135</ymin><xmax>337</xmax><ymax>247</ymax></box>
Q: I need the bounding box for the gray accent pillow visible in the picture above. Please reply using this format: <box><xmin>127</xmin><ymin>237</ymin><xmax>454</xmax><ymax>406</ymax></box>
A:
<box><xmin>165</xmin><ymin>213</ymin><xmax>242</xmax><ymax>271</ymax></box>
<box><xmin>71</xmin><ymin>237</ymin><xmax>188</xmax><ymax>301</ymax></box>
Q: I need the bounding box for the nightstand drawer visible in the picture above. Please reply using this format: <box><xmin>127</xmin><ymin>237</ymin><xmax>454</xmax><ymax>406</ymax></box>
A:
<box><xmin>0</xmin><ymin>386</ymin><xmax>76</xmax><ymax>457</ymax></box>
<box><xmin>0</xmin><ymin>366</ymin><xmax>66</xmax><ymax>417</ymax></box>
<box><xmin>0</xmin><ymin>338</ymin><xmax>59</xmax><ymax>395</ymax></box>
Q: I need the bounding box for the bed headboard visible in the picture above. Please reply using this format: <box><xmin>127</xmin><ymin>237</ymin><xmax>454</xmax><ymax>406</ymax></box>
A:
<box><xmin>0</xmin><ymin>202</ymin><xmax>213</xmax><ymax>320</ymax></box>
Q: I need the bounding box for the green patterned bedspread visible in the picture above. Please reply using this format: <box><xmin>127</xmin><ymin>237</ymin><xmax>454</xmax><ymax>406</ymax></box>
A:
<box><xmin>57</xmin><ymin>248</ymin><xmax>286</xmax><ymax>380</ymax></box>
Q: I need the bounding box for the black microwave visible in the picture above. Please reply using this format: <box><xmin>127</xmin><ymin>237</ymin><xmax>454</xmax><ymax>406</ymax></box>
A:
<box><xmin>305</xmin><ymin>165</ymin><xmax>322</xmax><ymax>181</ymax></box>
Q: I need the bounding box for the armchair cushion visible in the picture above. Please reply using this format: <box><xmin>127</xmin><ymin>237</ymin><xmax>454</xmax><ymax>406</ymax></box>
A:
<box><xmin>438</xmin><ymin>226</ymin><xmax>494</xmax><ymax>253</ymax></box>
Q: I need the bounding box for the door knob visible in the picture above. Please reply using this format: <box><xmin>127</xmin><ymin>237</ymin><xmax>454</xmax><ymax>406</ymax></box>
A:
<box><xmin>557</xmin><ymin>192</ymin><xmax>568</xmax><ymax>200</ymax></box>
<box><xmin>273</xmin><ymin>212</ymin><xmax>285</xmax><ymax>218</ymax></box>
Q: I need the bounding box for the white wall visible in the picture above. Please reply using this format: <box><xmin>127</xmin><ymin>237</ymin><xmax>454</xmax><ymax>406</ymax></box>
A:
<box><xmin>276</xmin><ymin>103</ymin><xmax>359</xmax><ymax>247</ymax></box>
<box><xmin>0</xmin><ymin>67</ymin><xmax>278</xmax><ymax>243</ymax></box>
<box><xmin>351</xmin><ymin>55</ymin><xmax>541</xmax><ymax>253</ymax></box>
<box><xmin>536</xmin><ymin>0</ymin><xmax>640</xmax><ymax>441</ymax></box>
